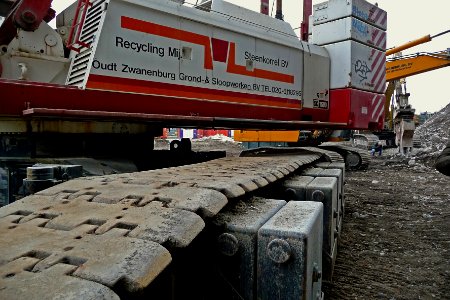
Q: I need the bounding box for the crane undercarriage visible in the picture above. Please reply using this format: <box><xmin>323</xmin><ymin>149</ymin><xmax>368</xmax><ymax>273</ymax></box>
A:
<box><xmin>0</xmin><ymin>146</ymin><xmax>358</xmax><ymax>299</ymax></box>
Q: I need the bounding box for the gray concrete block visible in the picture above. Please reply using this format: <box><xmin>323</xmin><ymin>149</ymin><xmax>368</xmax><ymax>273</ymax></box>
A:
<box><xmin>212</xmin><ymin>198</ymin><xmax>286</xmax><ymax>300</ymax></box>
<box><xmin>257</xmin><ymin>201</ymin><xmax>323</xmax><ymax>300</ymax></box>
<box><xmin>305</xmin><ymin>177</ymin><xmax>338</xmax><ymax>281</ymax></box>
<box><xmin>319</xmin><ymin>168</ymin><xmax>344</xmax><ymax>233</ymax></box>
<box><xmin>283</xmin><ymin>176</ymin><xmax>315</xmax><ymax>201</ymax></box>
<box><xmin>302</xmin><ymin>167</ymin><xmax>324</xmax><ymax>177</ymax></box>
<box><xmin>306</xmin><ymin>177</ymin><xmax>338</xmax><ymax>255</ymax></box>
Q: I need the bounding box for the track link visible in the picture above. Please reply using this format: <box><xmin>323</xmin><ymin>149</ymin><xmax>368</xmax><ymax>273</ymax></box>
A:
<box><xmin>352</xmin><ymin>133</ymin><xmax>380</xmax><ymax>150</ymax></box>
<box><xmin>1</xmin><ymin>152</ymin><xmax>327</xmax><ymax>299</ymax></box>
<box><xmin>300</xmin><ymin>146</ymin><xmax>346</xmax><ymax>164</ymax></box>
<box><xmin>319</xmin><ymin>143</ymin><xmax>370</xmax><ymax>170</ymax></box>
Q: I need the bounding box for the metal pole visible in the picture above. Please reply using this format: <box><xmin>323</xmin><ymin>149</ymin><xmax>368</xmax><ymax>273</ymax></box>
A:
<box><xmin>260</xmin><ymin>0</ymin><xmax>269</xmax><ymax>15</ymax></box>
<box><xmin>300</xmin><ymin>0</ymin><xmax>312</xmax><ymax>41</ymax></box>
<box><xmin>275</xmin><ymin>0</ymin><xmax>283</xmax><ymax>20</ymax></box>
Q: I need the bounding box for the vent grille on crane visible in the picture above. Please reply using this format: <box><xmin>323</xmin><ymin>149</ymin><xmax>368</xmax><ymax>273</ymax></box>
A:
<box><xmin>66</xmin><ymin>0</ymin><xmax>109</xmax><ymax>88</ymax></box>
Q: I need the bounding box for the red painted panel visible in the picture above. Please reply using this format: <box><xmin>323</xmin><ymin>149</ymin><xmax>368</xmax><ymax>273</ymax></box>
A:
<box><xmin>211</xmin><ymin>38</ymin><xmax>229</xmax><ymax>63</ymax></box>
<box><xmin>329</xmin><ymin>89</ymin><xmax>385</xmax><ymax>130</ymax></box>
<box><xmin>0</xmin><ymin>79</ymin><xmax>303</xmax><ymax>121</ymax></box>
<box><xmin>87</xmin><ymin>74</ymin><xmax>300</xmax><ymax>109</ymax></box>
<box><xmin>0</xmin><ymin>78</ymin><xmax>333</xmax><ymax>128</ymax></box>
<box><xmin>329</xmin><ymin>89</ymin><xmax>351</xmax><ymax>124</ymax></box>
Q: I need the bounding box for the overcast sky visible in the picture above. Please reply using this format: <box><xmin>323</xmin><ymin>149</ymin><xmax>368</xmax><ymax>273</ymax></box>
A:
<box><xmin>52</xmin><ymin>0</ymin><xmax>450</xmax><ymax>113</ymax></box>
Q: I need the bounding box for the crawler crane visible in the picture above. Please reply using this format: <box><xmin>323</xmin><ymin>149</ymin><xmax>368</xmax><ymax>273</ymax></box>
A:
<box><xmin>0</xmin><ymin>0</ymin><xmax>386</xmax><ymax>299</ymax></box>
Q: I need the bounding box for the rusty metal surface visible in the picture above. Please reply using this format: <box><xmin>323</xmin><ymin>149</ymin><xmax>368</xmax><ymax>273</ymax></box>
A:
<box><xmin>22</xmin><ymin>107</ymin><xmax>347</xmax><ymax>130</ymax></box>
<box><xmin>0</xmin><ymin>153</ymin><xmax>323</xmax><ymax>298</ymax></box>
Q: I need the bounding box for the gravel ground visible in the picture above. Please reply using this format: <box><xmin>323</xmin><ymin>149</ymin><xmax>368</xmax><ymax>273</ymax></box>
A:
<box><xmin>324</xmin><ymin>155</ymin><xmax>450</xmax><ymax>299</ymax></box>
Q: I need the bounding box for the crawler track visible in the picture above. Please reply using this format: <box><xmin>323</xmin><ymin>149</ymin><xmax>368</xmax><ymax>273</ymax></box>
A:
<box><xmin>319</xmin><ymin>143</ymin><xmax>370</xmax><ymax>170</ymax></box>
<box><xmin>0</xmin><ymin>151</ymin><xmax>334</xmax><ymax>299</ymax></box>
<box><xmin>352</xmin><ymin>133</ymin><xmax>380</xmax><ymax>150</ymax></box>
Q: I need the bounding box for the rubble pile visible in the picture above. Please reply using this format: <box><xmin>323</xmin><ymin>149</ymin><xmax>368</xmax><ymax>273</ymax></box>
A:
<box><xmin>191</xmin><ymin>135</ymin><xmax>244</xmax><ymax>157</ymax></box>
<box><xmin>413</xmin><ymin>102</ymin><xmax>450</xmax><ymax>164</ymax></box>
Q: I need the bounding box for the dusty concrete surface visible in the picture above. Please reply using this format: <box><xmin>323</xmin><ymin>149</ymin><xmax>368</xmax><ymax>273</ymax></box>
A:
<box><xmin>323</xmin><ymin>155</ymin><xmax>450</xmax><ymax>299</ymax></box>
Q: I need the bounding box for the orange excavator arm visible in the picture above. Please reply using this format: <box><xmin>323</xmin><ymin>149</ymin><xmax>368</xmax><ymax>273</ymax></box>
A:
<box><xmin>384</xmin><ymin>50</ymin><xmax>450</xmax><ymax>127</ymax></box>
<box><xmin>381</xmin><ymin>30</ymin><xmax>450</xmax><ymax>129</ymax></box>
<box><xmin>386</xmin><ymin>35</ymin><xmax>432</xmax><ymax>56</ymax></box>
<box><xmin>386</xmin><ymin>50</ymin><xmax>450</xmax><ymax>81</ymax></box>
<box><xmin>384</xmin><ymin>48</ymin><xmax>450</xmax><ymax>127</ymax></box>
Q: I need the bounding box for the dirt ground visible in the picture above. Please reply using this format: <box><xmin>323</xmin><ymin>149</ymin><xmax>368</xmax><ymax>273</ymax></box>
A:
<box><xmin>323</xmin><ymin>155</ymin><xmax>450</xmax><ymax>300</ymax></box>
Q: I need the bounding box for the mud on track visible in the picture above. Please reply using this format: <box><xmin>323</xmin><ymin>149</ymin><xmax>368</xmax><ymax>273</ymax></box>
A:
<box><xmin>324</xmin><ymin>156</ymin><xmax>450</xmax><ymax>299</ymax></box>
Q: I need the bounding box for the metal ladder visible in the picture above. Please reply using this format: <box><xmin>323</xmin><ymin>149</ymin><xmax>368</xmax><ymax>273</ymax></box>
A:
<box><xmin>65</xmin><ymin>0</ymin><xmax>109</xmax><ymax>88</ymax></box>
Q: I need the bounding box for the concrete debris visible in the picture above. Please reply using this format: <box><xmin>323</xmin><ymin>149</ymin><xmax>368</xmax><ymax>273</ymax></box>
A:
<box><xmin>413</xmin><ymin>102</ymin><xmax>450</xmax><ymax>165</ymax></box>
<box><xmin>195</xmin><ymin>134</ymin><xmax>239</xmax><ymax>143</ymax></box>
<box><xmin>382</xmin><ymin>102</ymin><xmax>450</xmax><ymax>169</ymax></box>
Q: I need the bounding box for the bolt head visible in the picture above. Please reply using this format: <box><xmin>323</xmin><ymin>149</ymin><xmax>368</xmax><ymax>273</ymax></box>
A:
<box><xmin>267</xmin><ymin>238</ymin><xmax>291</xmax><ymax>263</ymax></box>
<box><xmin>312</xmin><ymin>190</ymin><xmax>325</xmax><ymax>202</ymax></box>
<box><xmin>45</xmin><ymin>34</ymin><xmax>58</xmax><ymax>47</ymax></box>
<box><xmin>217</xmin><ymin>233</ymin><xmax>239</xmax><ymax>256</ymax></box>
<box><xmin>313</xmin><ymin>263</ymin><xmax>322</xmax><ymax>282</ymax></box>
<box><xmin>21</xmin><ymin>10</ymin><xmax>36</xmax><ymax>24</ymax></box>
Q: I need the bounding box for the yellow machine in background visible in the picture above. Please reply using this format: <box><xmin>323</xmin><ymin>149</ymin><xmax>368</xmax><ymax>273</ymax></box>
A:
<box><xmin>234</xmin><ymin>128</ymin><xmax>344</xmax><ymax>147</ymax></box>
<box><xmin>234</xmin><ymin>130</ymin><xmax>300</xmax><ymax>143</ymax></box>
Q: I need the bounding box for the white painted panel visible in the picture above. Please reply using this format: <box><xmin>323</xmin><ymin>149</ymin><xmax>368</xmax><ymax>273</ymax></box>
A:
<box><xmin>182</xmin><ymin>129</ymin><xmax>194</xmax><ymax>139</ymax></box>
<box><xmin>313</xmin><ymin>0</ymin><xmax>387</xmax><ymax>31</ymax></box>
<box><xmin>90</xmin><ymin>0</ymin><xmax>305</xmax><ymax>102</ymax></box>
<box><xmin>312</xmin><ymin>17</ymin><xmax>386</xmax><ymax>50</ymax></box>
<box><xmin>325</xmin><ymin>40</ymin><xmax>385</xmax><ymax>93</ymax></box>
<box><xmin>303</xmin><ymin>44</ymin><xmax>330</xmax><ymax>110</ymax></box>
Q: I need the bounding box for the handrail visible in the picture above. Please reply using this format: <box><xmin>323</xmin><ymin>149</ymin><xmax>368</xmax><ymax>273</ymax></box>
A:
<box><xmin>66</xmin><ymin>0</ymin><xmax>93</xmax><ymax>52</ymax></box>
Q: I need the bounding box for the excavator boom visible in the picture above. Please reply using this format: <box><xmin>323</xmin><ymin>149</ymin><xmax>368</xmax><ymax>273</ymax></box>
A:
<box><xmin>386</xmin><ymin>50</ymin><xmax>450</xmax><ymax>81</ymax></box>
<box><xmin>383</xmin><ymin>50</ymin><xmax>450</xmax><ymax>126</ymax></box>
<box><xmin>385</xmin><ymin>35</ymin><xmax>432</xmax><ymax>56</ymax></box>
